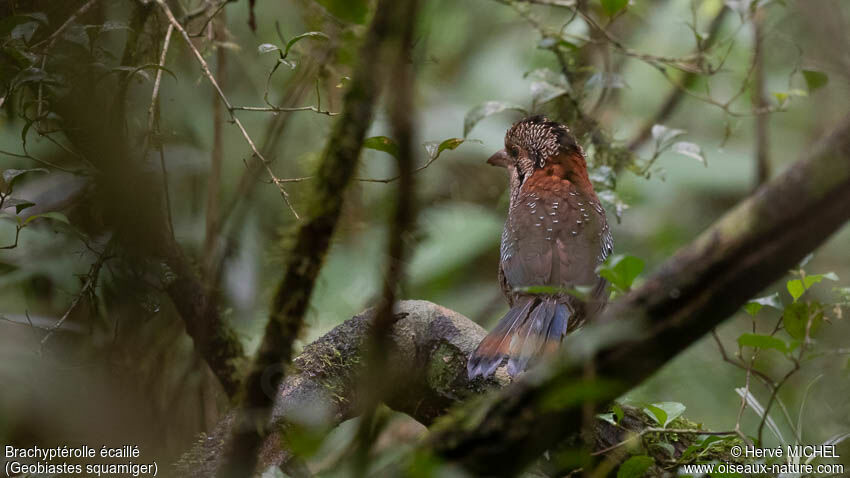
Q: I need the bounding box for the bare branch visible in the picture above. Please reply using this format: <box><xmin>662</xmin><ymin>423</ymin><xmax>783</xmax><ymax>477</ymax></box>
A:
<box><xmin>147</xmin><ymin>24</ymin><xmax>174</xmax><ymax>133</ymax></box>
<box><xmin>152</xmin><ymin>0</ymin><xmax>300</xmax><ymax>219</ymax></box>
<box><xmin>230</xmin><ymin>105</ymin><xmax>338</xmax><ymax>116</ymax></box>
<box><xmin>33</xmin><ymin>0</ymin><xmax>99</xmax><ymax>49</ymax></box>
<box><xmin>627</xmin><ymin>6</ymin><xmax>730</xmax><ymax>151</ymax></box>
<box><xmin>752</xmin><ymin>7</ymin><xmax>771</xmax><ymax>187</ymax></box>
<box><xmin>40</xmin><ymin>249</ymin><xmax>109</xmax><ymax>348</ymax></box>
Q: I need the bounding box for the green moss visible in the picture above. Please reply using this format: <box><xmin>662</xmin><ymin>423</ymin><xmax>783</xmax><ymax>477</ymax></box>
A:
<box><xmin>426</xmin><ymin>343</ymin><xmax>465</xmax><ymax>393</ymax></box>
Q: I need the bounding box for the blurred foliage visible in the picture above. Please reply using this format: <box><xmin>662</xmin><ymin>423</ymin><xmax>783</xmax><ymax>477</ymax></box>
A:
<box><xmin>1</xmin><ymin>0</ymin><xmax>850</xmax><ymax>475</ymax></box>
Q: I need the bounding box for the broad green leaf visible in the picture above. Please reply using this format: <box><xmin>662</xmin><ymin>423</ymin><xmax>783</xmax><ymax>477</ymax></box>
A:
<box><xmin>783</xmin><ymin>302</ymin><xmax>822</xmax><ymax>340</ymax></box>
<box><xmin>23</xmin><ymin>211</ymin><xmax>70</xmax><ymax>225</ymax></box>
<box><xmin>671</xmin><ymin>141</ymin><xmax>707</xmax><ymax>166</ymax></box>
<box><xmin>787</xmin><ymin>279</ymin><xmax>805</xmax><ymax>302</ymax></box>
<box><xmin>646</xmin><ymin>402</ymin><xmax>686</xmax><ymax>427</ymax></box>
<box><xmin>313</xmin><ymin>0</ymin><xmax>369</xmax><ymax>24</ymax></box>
<box><xmin>423</xmin><ymin>137</ymin><xmax>466</xmax><ymax>162</ymax></box>
<box><xmin>617</xmin><ymin>455</ymin><xmax>654</xmax><ymax>478</ymax></box>
<box><xmin>743</xmin><ymin>293</ymin><xmax>782</xmax><ymax>316</ymax></box>
<box><xmin>596</xmin><ymin>254</ymin><xmax>644</xmax><ymax>292</ymax></box>
<box><xmin>773</xmin><ymin>89</ymin><xmax>807</xmax><ymax>107</ymax></box>
<box><xmin>651</xmin><ymin>124</ymin><xmax>686</xmax><ymax>147</ymax></box>
<box><xmin>737</xmin><ymin>333</ymin><xmax>791</xmax><ymax>355</ymax></box>
<box><xmin>530</xmin><ymin>80</ymin><xmax>568</xmax><ymax>105</ymax></box>
<box><xmin>802</xmin><ymin>69</ymin><xmax>828</xmax><ymax>92</ymax></box>
<box><xmin>803</xmin><ymin>272</ymin><xmax>839</xmax><ymax>289</ymax></box>
<box><xmin>2</xmin><ymin>197</ymin><xmax>36</xmax><ymax>214</ymax></box>
<box><xmin>463</xmin><ymin>101</ymin><xmax>527</xmax><ymax>137</ymax></box>
<box><xmin>283</xmin><ymin>32</ymin><xmax>329</xmax><ymax>58</ymax></box>
<box><xmin>601</xmin><ymin>0</ymin><xmax>629</xmax><ymax>17</ymax></box>
<box><xmin>363</xmin><ymin>136</ymin><xmax>399</xmax><ymax>159</ymax></box>
<box><xmin>257</xmin><ymin>43</ymin><xmax>279</xmax><ymax>54</ymax></box>
<box><xmin>2</xmin><ymin>168</ymin><xmax>48</xmax><ymax>192</ymax></box>
<box><xmin>612</xmin><ymin>403</ymin><xmax>625</xmax><ymax>423</ymax></box>
<box><xmin>597</xmin><ymin>412</ymin><xmax>617</xmax><ymax>425</ymax></box>
<box><xmin>643</xmin><ymin>404</ymin><xmax>667</xmax><ymax>426</ymax></box>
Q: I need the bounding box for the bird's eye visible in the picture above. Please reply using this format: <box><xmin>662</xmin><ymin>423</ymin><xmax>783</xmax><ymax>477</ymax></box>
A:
<box><xmin>510</xmin><ymin>146</ymin><xmax>519</xmax><ymax>157</ymax></box>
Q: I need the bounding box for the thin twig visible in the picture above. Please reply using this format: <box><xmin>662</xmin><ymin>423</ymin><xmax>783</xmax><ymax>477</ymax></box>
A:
<box><xmin>33</xmin><ymin>0</ymin><xmax>99</xmax><ymax>49</ymax></box>
<box><xmin>147</xmin><ymin>24</ymin><xmax>174</xmax><ymax>133</ymax></box>
<box><xmin>627</xmin><ymin>6</ymin><xmax>730</xmax><ymax>151</ymax></box>
<box><xmin>230</xmin><ymin>105</ymin><xmax>338</xmax><ymax>115</ymax></box>
<box><xmin>204</xmin><ymin>13</ymin><xmax>226</xmax><ymax>279</ymax></box>
<box><xmin>591</xmin><ymin>426</ymin><xmax>739</xmax><ymax>456</ymax></box>
<box><xmin>153</xmin><ymin>0</ymin><xmax>300</xmax><ymax>219</ymax></box>
<box><xmin>40</xmin><ymin>250</ymin><xmax>109</xmax><ymax>348</ymax></box>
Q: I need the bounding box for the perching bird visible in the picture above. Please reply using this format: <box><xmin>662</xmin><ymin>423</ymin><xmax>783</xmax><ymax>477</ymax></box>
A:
<box><xmin>467</xmin><ymin>116</ymin><xmax>613</xmax><ymax>379</ymax></box>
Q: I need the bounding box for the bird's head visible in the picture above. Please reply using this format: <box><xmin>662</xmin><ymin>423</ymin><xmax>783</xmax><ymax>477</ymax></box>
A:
<box><xmin>487</xmin><ymin>115</ymin><xmax>590</xmax><ymax>190</ymax></box>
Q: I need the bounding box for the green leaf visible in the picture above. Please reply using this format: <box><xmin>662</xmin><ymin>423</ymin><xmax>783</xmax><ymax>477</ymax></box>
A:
<box><xmin>313</xmin><ymin>0</ymin><xmax>369</xmax><ymax>24</ymax></box>
<box><xmin>612</xmin><ymin>403</ymin><xmax>625</xmax><ymax>423</ymax></box>
<box><xmin>643</xmin><ymin>402</ymin><xmax>685</xmax><ymax>427</ymax></box>
<box><xmin>671</xmin><ymin>141</ymin><xmax>707</xmax><ymax>166</ymax></box>
<box><xmin>737</xmin><ymin>333</ymin><xmax>791</xmax><ymax>355</ymax></box>
<box><xmin>743</xmin><ymin>293</ymin><xmax>782</xmax><ymax>316</ymax></box>
<box><xmin>650</xmin><ymin>124</ymin><xmax>686</xmax><ymax>155</ymax></box>
<box><xmin>363</xmin><ymin>136</ymin><xmax>399</xmax><ymax>159</ymax></box>
<box><xmin>803</xmin><ymin>272</ymin><xmax>839</xmax><ymax>289</ymax></box>
<box><xmin>601</xmin><ymin>0</ymin><xmax>629</xmax><ymax>17</ymax></box>
<box><xmin>23</xmin><ymin>211</ymin><xmax>70</xmax><ymax>225</ymax></box>
<box><xmin>596</xmin><ymin>254</ymin><xmax>645</xmax><ymax>292</ymax></box>
<box><xmin>257</xmin><ymin>43</ymin><xmax>280</xmax><ymax>54</ymax></box>
<box><xmin>787</xmin><ymin>279</ymin><xmax>805</xmax><ymax>302</ymax></box>
<box><xmin>423</xmin><ymin>137</ymin><xmax>466</xmax><ymax>162</ymax></box>
<box><xmin>802</xmin><ymin>69</ymin><xmax>828</xmax><ymax>92</ymax></box>
<box><xmin>283</xmin><ymin>32</ymin><xmax>329</xmax><ymax>58</ymax></box>
<box><xmin>2</xmin><ymin>197</ymin><xmax>36</xmax><ymax>214</ymax></box>
<box><xmin>643</xmin><ymin>404</ymin><xmax>667</xmax><ymax>427</ymax></box>
<box><xmin>463</xmin><ymin>101</ymin><xmax>527</xmax><ymax>137</ymax></box>
<box><xmin>2</xmin><ymin>168</ymin><xmax>48</xmax><ymax>192</ymax></box>
<box><xmin>597</xmin><ymin>412</ymin><xmax>617</xmax><ymax>425</ymax></box>
<box><xmin>783</xmin><ymin>302</ymin><xmax>822</xmax><ymax>340</ymax></box>
<box><xmin>617</xmin><ymin>455</ymin><xmax>654</xmax><ymax>478</ymax></box>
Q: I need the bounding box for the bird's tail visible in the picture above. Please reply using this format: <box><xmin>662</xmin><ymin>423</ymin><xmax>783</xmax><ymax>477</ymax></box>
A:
<box><xmin>467</xmin><ymin>296</ymin><xmax>571</xmax><ymax>379</ymax></box>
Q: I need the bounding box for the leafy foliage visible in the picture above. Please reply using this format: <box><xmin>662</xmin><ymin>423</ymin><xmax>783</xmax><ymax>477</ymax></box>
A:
<box><xmin>596</xmin><ymin>254</ymin><xmax>645</xmax><ymax>294</ymax></box>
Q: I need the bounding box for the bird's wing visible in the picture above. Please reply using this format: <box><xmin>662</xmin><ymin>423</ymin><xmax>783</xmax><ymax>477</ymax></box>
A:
<box><xmin>500</xmin><ymin>207</ymin><xmax>554</xmax><ymax>291</ymax></box>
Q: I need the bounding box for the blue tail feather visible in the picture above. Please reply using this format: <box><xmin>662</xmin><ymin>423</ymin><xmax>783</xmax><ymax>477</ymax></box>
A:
<box><xmin>469</xmin><ymin>298</ymin><xmax>570</xmax><ymax>379</ymax></box>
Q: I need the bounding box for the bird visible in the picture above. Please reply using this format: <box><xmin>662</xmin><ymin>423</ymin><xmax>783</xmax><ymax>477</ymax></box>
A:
<box><xmin>467</xmin><ymin>115</ymin><xmax>613</xmax><ymax>379</ymax></box>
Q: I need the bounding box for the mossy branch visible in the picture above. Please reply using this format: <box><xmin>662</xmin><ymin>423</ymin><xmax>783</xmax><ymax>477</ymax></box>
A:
<box><xmin>176</xmin><ymin>301</ymin><xmax>747</xmax><ymax>477</ymax></box>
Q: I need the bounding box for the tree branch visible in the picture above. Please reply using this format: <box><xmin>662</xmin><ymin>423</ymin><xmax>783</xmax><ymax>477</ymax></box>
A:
<box><xmin>176</xmin><ymin>301</ymin><xmax>743</xmax><ymax>477</ymax></box>
<box><xmin>152</xmin><ymin>0</ymin><xmax>300</xmax><ymax>219</ymax></box>
<box><xmin>627</xmin><ymin>6</ymin><xmax>730</xmax><ymax>152</ymax></box>
<box><xmin>217</xmin><ymin>0</ymin><xmax>412</xmax><ymax>474</ymax></box>
<box><xmin>752</xmin><ymin>6</ymin><xmax>771</xmax><ymax>187</ymax></box>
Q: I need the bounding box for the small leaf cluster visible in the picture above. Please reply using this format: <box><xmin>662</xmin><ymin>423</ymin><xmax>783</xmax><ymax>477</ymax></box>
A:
<box><xmin>1</xmin><ymin>168</ymin><xmax>69</xmax><ymax>249</ymax></box>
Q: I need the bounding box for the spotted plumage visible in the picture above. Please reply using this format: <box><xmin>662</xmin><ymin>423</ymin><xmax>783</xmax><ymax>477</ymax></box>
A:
<box><xmin>468</xmin><ymin>116</ymin><xmax>612</xmax><ymax>379</ymax></box>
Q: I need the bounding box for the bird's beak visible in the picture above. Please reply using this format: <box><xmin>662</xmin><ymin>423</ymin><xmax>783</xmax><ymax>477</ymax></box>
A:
<box><xmin>487</xmin><ymin>149</ymin><xmax>509</xmax><ymax>168</ymax></box>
